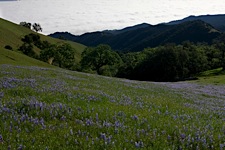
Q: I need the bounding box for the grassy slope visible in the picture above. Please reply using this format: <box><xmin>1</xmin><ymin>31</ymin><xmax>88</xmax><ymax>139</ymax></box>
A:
<box><xmin>0</xmin><ymin>64</ymin><xmax>225</xmax><ymax>149</ymax></box>
<box><xmin>0</xmin><ymin>18</ymin><xmax>86</xmax><ymax>62</ymax></box>
<box><xmin>0</xmin><ymin>47</ymin><xmax>56</xmax><ymax>67</ymax></box>
<box><xmin>195</xmin><ymin>68</ymin><xmax>225</xmax><ymax>84</ymax></box>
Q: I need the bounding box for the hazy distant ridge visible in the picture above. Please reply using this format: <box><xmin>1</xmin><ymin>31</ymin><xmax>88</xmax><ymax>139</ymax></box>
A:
<box><xmin>50</xmin><ymin>18</ymin><xmax>222</xmax><ymax>51</ymax></box>
<box><xmin>166</xmin><ymin>14</ymin><xmax>225</xmax><ymax>32</ymax></box>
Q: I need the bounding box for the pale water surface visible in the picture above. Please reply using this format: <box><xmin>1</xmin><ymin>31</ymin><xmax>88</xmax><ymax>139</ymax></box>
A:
<box><xmin>0</xmin><ymin>0</ymin><xmax>225</xmax><ymax>35</ymax></box>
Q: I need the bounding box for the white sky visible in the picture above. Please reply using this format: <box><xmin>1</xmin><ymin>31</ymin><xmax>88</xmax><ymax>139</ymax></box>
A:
<box><xmin>0</xmin><ymin>0</ymin><xmax>225</xmax><ymax>35</ymax></box>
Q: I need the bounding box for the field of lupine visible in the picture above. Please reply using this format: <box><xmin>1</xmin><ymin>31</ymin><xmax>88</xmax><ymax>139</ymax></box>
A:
<box><xmin>1</xmin><ymin>64</ymin><xmax>225</xmax><ymax>149</ymax></box>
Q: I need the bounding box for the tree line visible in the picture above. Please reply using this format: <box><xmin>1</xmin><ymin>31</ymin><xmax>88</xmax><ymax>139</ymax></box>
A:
<box><xmin>17</xmin><ymin>33</ymin><xmax>225</xmax><ymax>82</ymax></box>
<box><xmin>79</xmin><ymin>42</ymin><xmax>225</xmax><ymax>81</ymax></box>
<box><xmin>18</xmin><ymin>33</ymin><xmax>75</xmax><ymax>69</ymax></box>
<box><xmin>20</xmin><ymin>22</ymin><xmax>42</xmax><ymax>32</ymax></box>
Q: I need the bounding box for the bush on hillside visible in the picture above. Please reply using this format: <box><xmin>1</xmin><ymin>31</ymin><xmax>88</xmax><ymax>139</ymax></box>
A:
<box><xmin>4</xmin><ymin>45</ymin><xmax>13</xmax><ymax>50</ymax></box>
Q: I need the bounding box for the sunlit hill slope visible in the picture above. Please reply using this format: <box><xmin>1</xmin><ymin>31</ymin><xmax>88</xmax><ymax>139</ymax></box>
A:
<box><xmin>0</xmin><ymin>18</ymin><xmax>86</xmax><ymax>65</ymax></box>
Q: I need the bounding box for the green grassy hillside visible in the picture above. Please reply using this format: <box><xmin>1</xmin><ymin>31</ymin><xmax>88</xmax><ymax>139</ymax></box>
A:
<box><xmin>195</xmin><ymin>68</ymin><xmax>225</xmax><ymax>84</ymax></box>
<box><xmin>0</xmin><ymin>64</ymin><xmax>225</xmax><ymax>149</ymax></box>
<box><xmin>0</xmin><ymin>47</ymin><xmax>56</xmax><ymax>67</ymax></box>
<box><xmin>0</xmin><ymin>18</ymin><xmax>86</xmax><ymax>61</ymax></box>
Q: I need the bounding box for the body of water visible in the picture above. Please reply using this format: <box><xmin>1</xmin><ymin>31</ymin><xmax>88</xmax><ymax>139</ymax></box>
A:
<box><xmin>0</xmin><ymin>0</ymin><xmax>225</xmax><ymax>35</ymax></box>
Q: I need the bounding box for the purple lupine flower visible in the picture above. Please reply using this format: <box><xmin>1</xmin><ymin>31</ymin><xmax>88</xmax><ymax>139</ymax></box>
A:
<box><xmin>103</xmin><ymin>120</ymin><xmax>112</xmax><ymax>127</ymax></box>
<box><xmin>135</xmin><ymin>141</ymin><xmax>144</xmax><ymax>148</ymax></box>
<box><xmin>20</xmin><ymin>115</ymin><xmax>26</xmax><ymax>122</ymax></box>
<box><xmin>40</xmin><ymin>118</ymin><xmax>45</xmax><ymax>125</ymax></box>
<box><xmin>86</xmin><ymin>119</ymin><xmax>93</xmax><ymax>126</ymax></box>
<box><xmin>34</xmin><ymin>118</ymin><xmax>39</xmax><ymax>125</ymax></box>
<box><xmin>132</xmin><ymin>115</ymin><xmax>139</xmax><ymax>120</ymax></box>
<box><xmin>115</xmin><ymin>121</ymin><xmax>120</xmax><ymax>128</ymax></box>
<box><xmin>107</xmin><ymin>135</ymin><xmax>112</xmax><ymax>144</ymax></box>
<box><xmin>135</xmin><ymin>141</ymin><xmax>140</xmax><ymax>148</ymax></box>
<box><xmin>167</xmin><ymin>135</ymin><xmax>171</xmax><ymax>140</ymax></box>
<box><xmin>60</xmin><ymin>116</ymin><xmax>66</xmax><ymax>121</ymax></box>
<box><xmin>18</xmin><ymin>145</ymin><xmax>23</xmax><ymax>150</ymax></box>
<box><xmin>77</xmin><ymin>130</ymin><xmax>81</xmax><ymax>135</ymax></box>
<box><xmin>86</xmin><ymin>136</ymin><xmax>89</xmax><ymax>141</ymax></box>
<box><xmin>42</xmin><ymin>124</ymin><xmax>46</xmax><ymax>129</ymax></box>
<box><xmin>39</xmin><ymin>102</ymin><xmax>43</xmax><ymax>111</ymax></box>
<box><xmin>59</xmin><ymin>103</ymin><xmax>63</xmax><ymax>110</ymax></box>
<box><xmin>218</xmin><ymin>134</ymin><xmax>221</xmax><ymax>140</ymax></box>
<box><xmin>100</xmin><ymin>133</ymin><xmax>107</xmax><ymax>141</ymax></box>
<box><xmin>180</xmin><ymin>133</ymin><xmax>186</xmax><ymax>139</ymax></box>
<box><xmin>0</xmin><ymin>92</ymin><xmax>4</xmax><ymax>99</ymax></box>
<box><xmin>0</xmin><ymin>135</ymin><xmax>3</xmax><ymax>143</ymax></box>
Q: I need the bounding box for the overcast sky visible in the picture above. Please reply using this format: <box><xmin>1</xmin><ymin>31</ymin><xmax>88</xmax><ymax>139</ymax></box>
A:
<box><xmin>0</xmin><ymin>0</ymin><xmax>225</xmax><ymax>35</ymax></box>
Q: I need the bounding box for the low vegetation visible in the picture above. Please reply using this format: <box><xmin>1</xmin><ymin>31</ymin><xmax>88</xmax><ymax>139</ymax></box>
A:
<box><xmin>1</xmin><ymin>64</ymin><xmax>225</xmax><ymax>149</ymax></box>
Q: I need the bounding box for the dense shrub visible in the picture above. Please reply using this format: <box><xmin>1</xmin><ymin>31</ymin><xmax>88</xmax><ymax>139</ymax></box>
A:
<box><xmin>4</xmin><ymin>45</ymin><xmax>13</xmax><ymax>50</ymax></box>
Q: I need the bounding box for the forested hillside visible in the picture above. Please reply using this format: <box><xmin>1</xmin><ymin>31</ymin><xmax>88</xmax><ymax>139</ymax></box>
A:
<box><xmin>50</xmin><ymin>20</ymin><xmax>221</xmax><ymax>52</ymax></box>
<box><xmin>167</xmin><ymin>14</ymin><xmax>225</xmax><ymax>32</ymax></box>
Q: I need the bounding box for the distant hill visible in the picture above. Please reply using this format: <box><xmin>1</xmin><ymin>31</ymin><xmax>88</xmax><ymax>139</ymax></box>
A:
<box><xmin>103</xmin><ymin>23</ymin><xmax>151</xmax><ymax>35</ymax></box>
<box><xmin>166</xmin><ymin>14</ymin><xmax>225</xmax><ymax>32</ymax></box>
<box><xmin>50</xmin><ymin>20</ymin><xmax>221</xmax><ymax>51</ymax></box>
<box><xmin>0</xmin><ymin>18</ymin><xmax>86</xmax><ymax>62</ymax></box>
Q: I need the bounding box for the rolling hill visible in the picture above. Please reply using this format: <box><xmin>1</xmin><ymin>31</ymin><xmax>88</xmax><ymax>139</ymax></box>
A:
<box><xmin>50</xmin><ymin>20</ymin><xmax>221</xmax><ymax>51</ymax></box>
<box><xmin>166</xmin><ymin>14</ymin><xmax>225</xmax><ymax>32</ymax></box>
<box><xmin>1</xmin><ymin>16</ymin><xmax>225</xmax><ymax>149</ymax></box>
<box><xmin>0</xmin><ymin>18</ymin><xmax>86</xmax><ymax>62</ymax></box>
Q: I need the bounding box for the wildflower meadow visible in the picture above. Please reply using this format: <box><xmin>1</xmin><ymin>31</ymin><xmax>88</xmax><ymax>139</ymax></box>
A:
<box><xmin>1</xmin><ymin>64</ymin><xmax>225</xmax><ymax>149</ymax></box>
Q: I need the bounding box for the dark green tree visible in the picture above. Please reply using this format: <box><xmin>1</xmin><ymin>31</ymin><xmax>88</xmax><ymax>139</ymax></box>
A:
<box><xmin>55</xmin><ymin>43</ymin><xmax>75</xmax><ymax>68</ymax></box>
<box><xmin>213</xmin><ymin>34</ymin><xmax>225</xmax><ymax>70</ymax></box>
<box><xmin>40</xmin><ymin>40</ymin><xmax>52</xmax><ymax>50</ymax></box>
<box><xmin>19</xmin><ymin>33</ymin><xmax>42</xmax><ymax>58</ymax></box>
<box><xmin>138</xmin><ymin>45</ymin><xmax>180</xmax><ymax>81</ymax></box>
<box><xmin>21</xmin><ymin>34</ymin><xmax>33</xmax><ymax>44</ymax></box>
<box><xmin>40</xmin><ymin>44</ymin><xmax>56</xmax><ymax>65</ymax></box>
<box><xmin>32</xmin><ymin>23</ymin><xmax>42</xmax><ymax>32</ymax></box>
<box><xmin>117</xmin><ymin>52</ymin><xmax>145</xmax><ymax>78</ymax></box>
<box><xmin>40</xmin><ymin>43</ymin><xmax>75</xmax><ymax>68</ymax></box>
<box><xmin>21</xmin><ymin>33</ymin><xmax>41</xmax><ymax>45</ymax></box>
<box><xmin>81</xmin><ymin>44</ymin><xmax>122</xmax><ymax>75</ymax></box>
<box><xmin>20</xmin><ymin>22</ymin><xmax>32</xmax><ymax>29</ymax></box>
<box><xmin>18</xmin><ymin>43</ymin><xmax>35</xmax><ymax>57</ymax></box>
<box><xmin>20</xmin><ymin>22</ymin><xmax>42</xmax><ymax>32</ymax></box>
<box><xmin>184</xmin><ymin>44</ymin><xmax>208</xmax><ymax>75</ymax></box>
